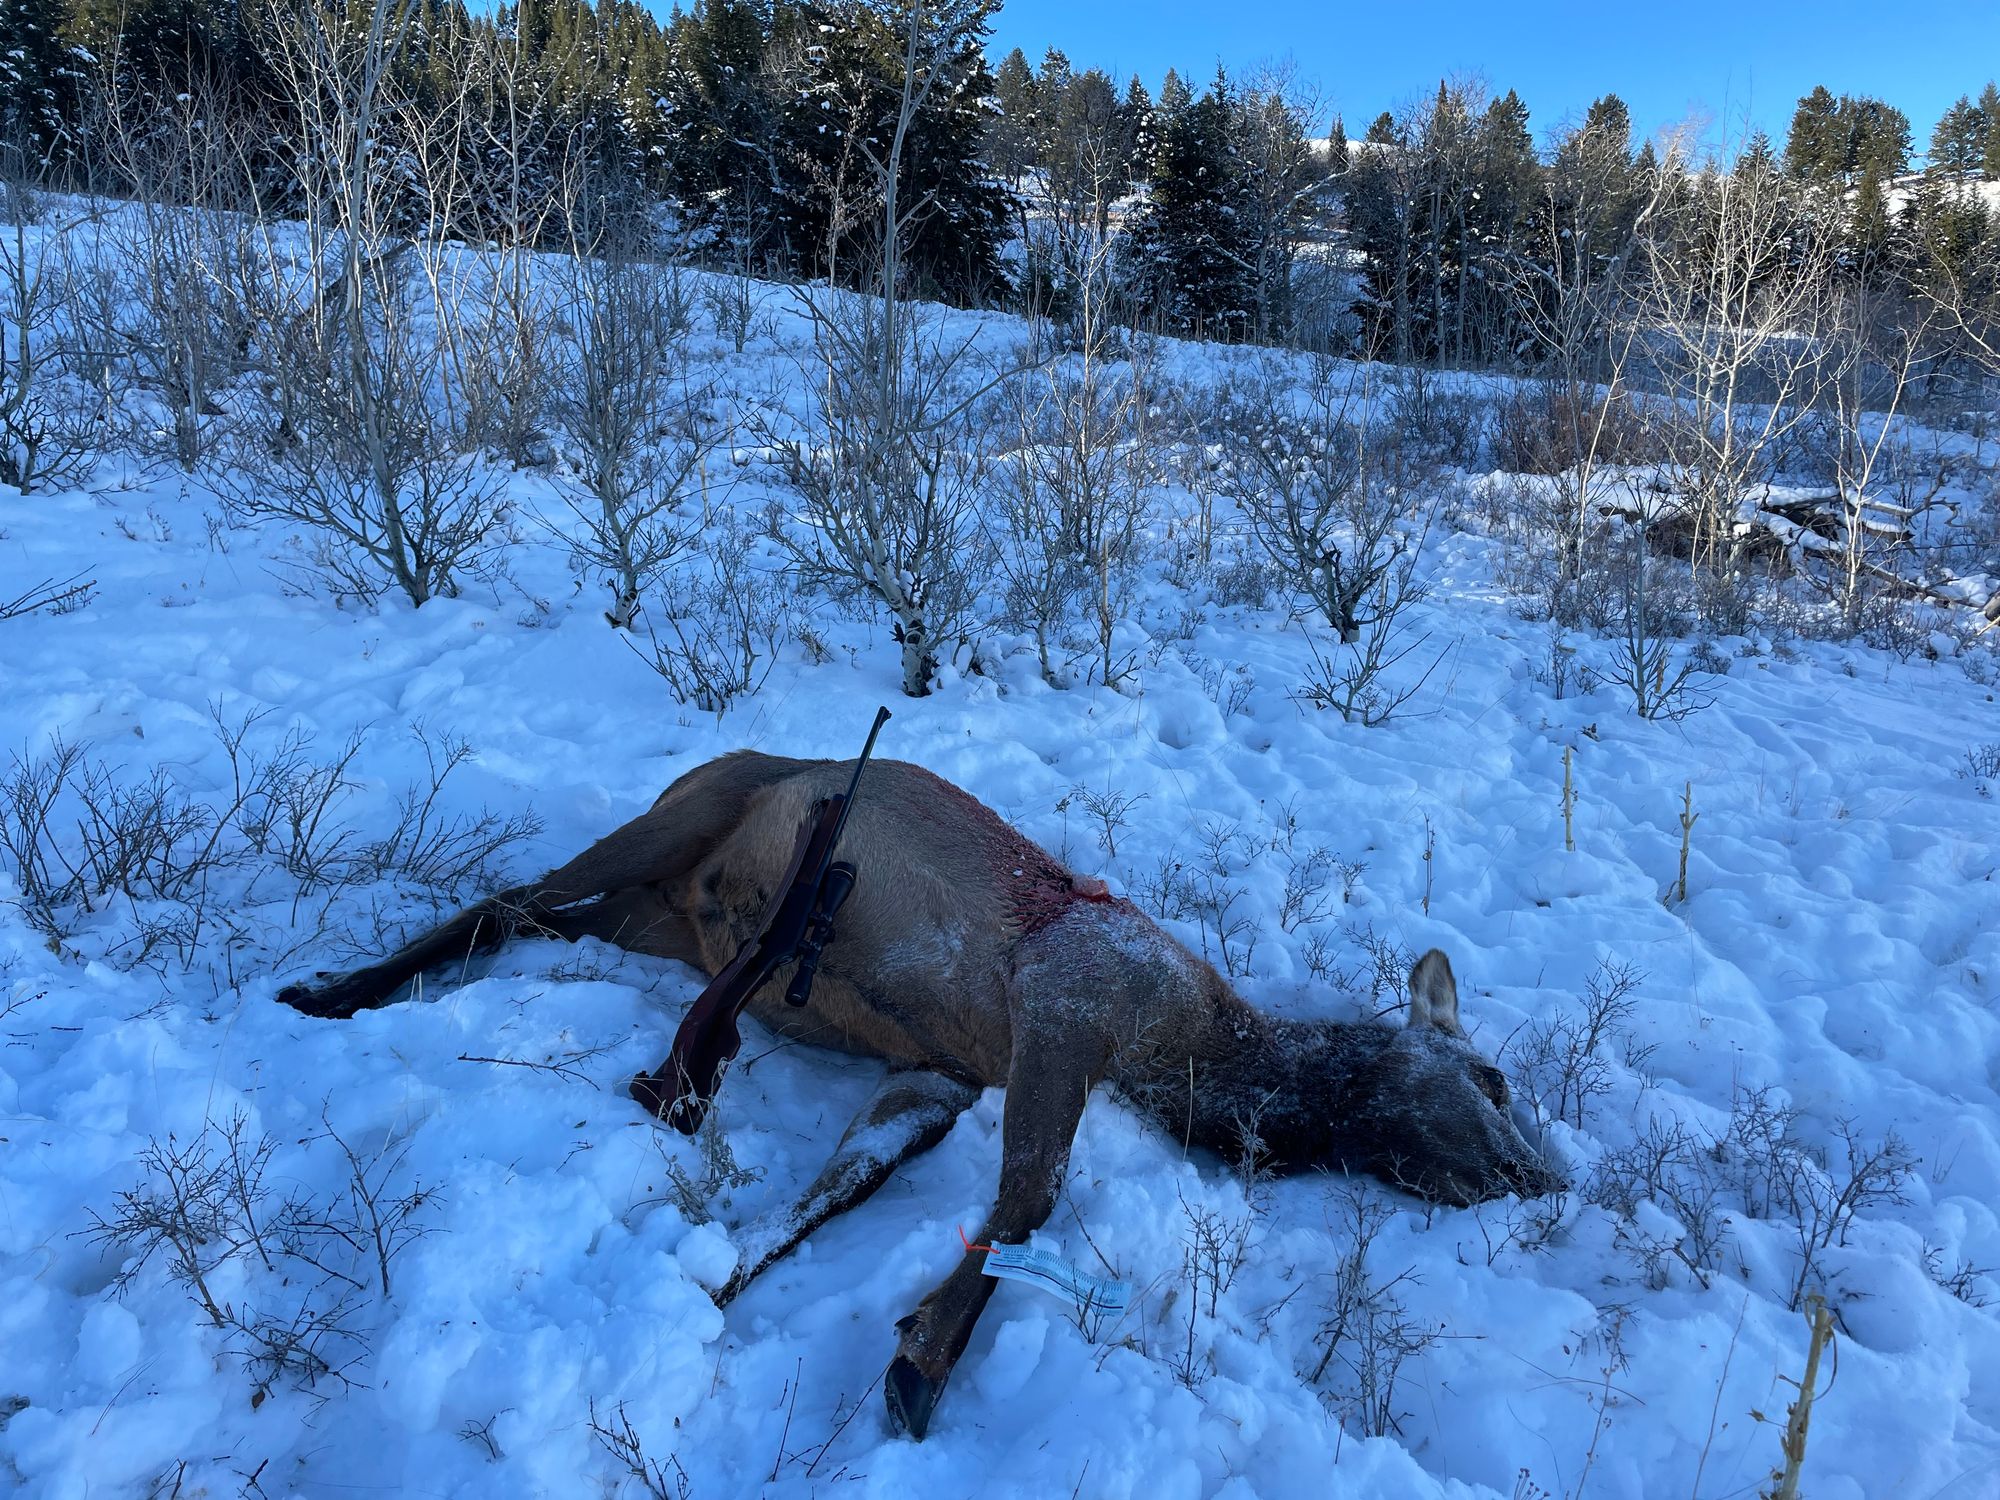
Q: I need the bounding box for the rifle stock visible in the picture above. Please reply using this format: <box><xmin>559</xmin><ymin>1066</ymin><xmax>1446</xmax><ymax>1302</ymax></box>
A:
<box><xmin>631</xmin><ymin>709</ymin><xmax>890</xmax><ymax>1135</ymax></box>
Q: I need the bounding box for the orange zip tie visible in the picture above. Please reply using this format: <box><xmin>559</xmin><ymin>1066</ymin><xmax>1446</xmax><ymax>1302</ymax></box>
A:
<box><xmin>958</xmin><ymin>1225</ymin><xmax>994</xmax><ymax>1255</ymax></box>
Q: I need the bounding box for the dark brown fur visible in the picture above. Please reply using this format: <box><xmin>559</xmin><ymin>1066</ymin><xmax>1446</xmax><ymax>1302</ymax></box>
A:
<box><xmin>278</xmin><ymin>752</ymin><xmax>1561</xmax><ymax>1438</ymax></box>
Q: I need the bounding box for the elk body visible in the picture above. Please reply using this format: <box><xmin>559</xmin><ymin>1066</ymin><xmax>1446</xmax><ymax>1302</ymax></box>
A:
<box><xmin>277</xmin><ymin>750</ymin><xmax>1562</xmax><ymax>1439</ymax></box>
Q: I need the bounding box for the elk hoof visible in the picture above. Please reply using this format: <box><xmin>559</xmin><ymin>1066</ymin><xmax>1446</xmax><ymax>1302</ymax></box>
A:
<box><xmin>883</xmin><ymin>1354</ymin><xmax>942</xmax><ymax>1441</ymax></box>
<box><xmin>276</xmin><ymin>976</ymin><xmax>376</xmax><ymax>1024</ymax></box>
<box><xmin>276</xmin><ymin>979</ymin><xmax>353</xmax><ymax>1018</ymax></box>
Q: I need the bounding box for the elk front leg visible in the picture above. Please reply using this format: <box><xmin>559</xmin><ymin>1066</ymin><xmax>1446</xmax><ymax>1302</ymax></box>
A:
<box><xmin>717</xmin><ymin>1069</ymin><xmax>979</xmax><ymax>1306</ymax></box>
<box><xmin>884</xmin><ymin>1016</ymin><xmax>1103</xmax><ymax>1440</ymax></box>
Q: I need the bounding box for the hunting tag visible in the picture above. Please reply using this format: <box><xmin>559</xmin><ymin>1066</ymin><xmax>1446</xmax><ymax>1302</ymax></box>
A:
<box><xmin>980</xmin><ymin>1244</ymin><xmax>1131</xmax><ymax>1332</ymax></box>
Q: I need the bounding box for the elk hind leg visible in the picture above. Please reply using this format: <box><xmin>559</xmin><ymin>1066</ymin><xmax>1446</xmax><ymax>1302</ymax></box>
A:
<box><xmin>716</xmin><ymin>1069</ymin><xmax>980</xmax><ymax>1307</ymax></box>
<box><xmin>276</xmin><ymin>794</ymin><xmax>733</xmax><ymax>1018</ymax></box>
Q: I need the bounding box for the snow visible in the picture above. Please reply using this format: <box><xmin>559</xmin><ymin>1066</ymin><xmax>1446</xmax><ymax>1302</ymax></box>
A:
<box><xmin>1</xmin><ymin>228</ymin><xmax>1998</xmax><ymax>1498</ymax></box>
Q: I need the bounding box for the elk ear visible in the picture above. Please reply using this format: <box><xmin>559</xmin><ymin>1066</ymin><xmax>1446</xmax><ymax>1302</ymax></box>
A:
<box><xmin>1407</xmin><ymin>949</ymin><xmax>1463</xmax><ymax>1036</ymax></box>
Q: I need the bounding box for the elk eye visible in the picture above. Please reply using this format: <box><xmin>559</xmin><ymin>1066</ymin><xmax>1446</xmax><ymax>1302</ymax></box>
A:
<box><xmin>1474</xmin><ymin>1066</ymin><xmax>1509</xmax><ymax>1109</ymax></box>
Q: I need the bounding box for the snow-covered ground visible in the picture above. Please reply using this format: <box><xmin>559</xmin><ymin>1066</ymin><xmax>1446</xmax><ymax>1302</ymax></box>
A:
<box><xmin>3</xmin><ymin>269</ymin><xmax>1998</xmax><ymax>1500</ymax></box>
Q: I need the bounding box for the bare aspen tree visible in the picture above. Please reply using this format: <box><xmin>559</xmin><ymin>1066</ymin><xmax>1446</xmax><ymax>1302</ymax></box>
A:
<box><xmin>1811</xmin><ymin>287</ymin><xmax>1949</xmax><ymax>632</ymax></box>
<box><xmin>549</xmin><ymin>183</ymin><xmax>720</xmax><ymax>629</ymax></box>
<box><xmin>1500</xmin><ymin>154</ymin><xmax>1666</xmax><ymax>619</ymax></box>
<box><xmin>1638</xmin><ymin>133</ymin><xmax>1833</xmax><ymax>584</ymax></box>
<box><xmin>762</xmin><ymin>1</ymin><xmax>1009</xmax><ymax>697</ymax></box>
<box><xmin>1214</xmin><ymin>359</ymin><xmax>1431</xmax><ymax>643</ymax></box>
<box><xmin>1023</xmin><ymin>65</ymin><xmax>1136</xmax><ymax>346</ymax></box>
<box><xmin>1213</xmin><ymin>359</ymin><xmax>1441</xmax><ymax>723</ymax></box>
<box><xmin>403</xmin><ymin>20</ymin><xmax>571</xmax><ymax>465</ymax></box>
<box><xmin>993</xmin><ymin>231</ymin><xmax>1156</xmax><ymax>689</ymax></box>
<box><xmin>231</xmin><ymin>0</ymin><xmax>509</xmax><ymax>606</ymax></box>
<box><xmin>1236</xmin><ymin>67</ymin><xmax>1337</xmax><ymax>348</ymax></box>
<box><xmin>89</xmin><ymin>78</ymin><xmax>259</xmax><ymax>469</ymax></box>
<box><xmin>0</xmin><ymin>140</ymin><xmax>98</xmax><ymax>492</ymax></box>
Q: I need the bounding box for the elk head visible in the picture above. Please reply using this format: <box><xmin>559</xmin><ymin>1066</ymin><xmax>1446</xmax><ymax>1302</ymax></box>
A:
<box><xmin>1332</xmin><ymin>949</ymin><xmax>1566</xmax><ymax>1206</ymax></box>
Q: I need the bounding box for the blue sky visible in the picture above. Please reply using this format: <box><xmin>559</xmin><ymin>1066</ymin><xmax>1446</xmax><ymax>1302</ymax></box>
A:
<box><xmin>985</xmin><ymin>0</ymin><xmax>2000</xmax><ymax>158</ymax></box>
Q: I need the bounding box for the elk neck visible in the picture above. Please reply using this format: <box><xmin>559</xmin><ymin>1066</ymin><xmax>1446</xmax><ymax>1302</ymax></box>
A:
<box><xmin>1120</xmin><ymin>985</ymin><xmax>1385</xmax><ymax>1175</ymax></box>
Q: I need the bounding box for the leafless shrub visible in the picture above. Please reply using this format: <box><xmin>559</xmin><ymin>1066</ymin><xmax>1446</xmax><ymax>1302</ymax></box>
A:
<box><xmin>991</xmin><ymin>342</ymin><xmax>1158</xmax><ymax>691</ymax></box>
<box><xmin>224</xmin><ymin>0</ymin><xmax>514</xmax><ymax>607</ymax></box>
<box><xmin>1721</xmin><ymin>1087</ymin><xmax>1917</xmax><ymax>1310</ymax></box>
<box><xmin>1300</xmin><ymin>927</ymin><xmax>1361</xmax><ymax>992</ymax></box>
<box><xmin>761</xmin><ymin>292</ymin><xmax>996</xmax><ymax>697</ymax></box>
<box><xmin>229</xmin><ymin>274</ymin><xmax>515</xmax><ymax>606</ymax></box>
<box><xmin>1203</xmin><ymin>365</ymin><xmax>1448</xmax><ymax>725</ymax></box>
<box><xmin>1209</xmin><ymin>553</ymin><xmax>1279</xmax><ymax>610</ymax></box>
<box><xmin>1538</xmin><ymin>623</ymin><xmax>1597</xmax><ymax>700</ymax></box>
<box><xmin>1589</xmin><ymin>1088</ymin><xmax>1917</xmax><ymax>1306</ymax></box>
<box><xmin>1459</xmin><ymin>1188</ymin><xmax>1573</xmax><ymax>1266</ymax></box>
<box><xmin>1491</xmin><ymin>381</ymin><xmax>1665</xmax><ymax>478</ymax></box>
<box><xmin>0</xmin><ymin>731</ymin><xmax>246</xmax><ymax>964</ymax></box>
<box><xmin>1166</xmin><ymin>1176</ymin><xmax>1265</xmax><ymax>1392</ymax></box>
<box><xmin>0</xmin><ymin>714</ymin><xmax>530</xmax><ymax>969</ymax></box>
<box><xmin>658</xmin><ymin>1111</ymin><xmax>762</xmax><ymax>1226</ymax></box>
<box><xmin>1308</xmin><ymin>1183</ymin><xmax>1439</xmax><ymax>1438</ymax></box>
<box><xmin>1602</xmin><ymin>520</ymin><xmax>1715</xmax><ymax>721</ymax></box>
<box><xmin>1586</xmin><ymin>1118</ymin><xmax>1729</xmax><ymax>1290</ymax></box>
<box><xmin>357</xmin><ymin>726</ymin><xmax>543</xmax><ymax>913</ymax></box>
<box><xmin>1065</xmin><ymin>783</ymin><xmax>1145</xmax><ymax>858</ymax></box>
<box><xmin>1385</xmin><ymin>365</ymin><xmax>1487</xmax><ymax>469</ymax></box>
<box><xmin>1959</xmin><ymin>741</ymin><xmax>2000</xmax><ymax>792</ymax></box>
<box><xmin>1213</xmin><ymin>361</ymin><xmax>1435</xmax><ymax>647</ymax></box>
<box><xmin>0</xmin><ymin>571</ymin><xmax>95</xmax><ymax>621</ymax></box>
<box><xmin>1130</xmin><ymin>846</ymin><xmax>1258</xmax><ymax>979</ymax></box>
<box><xmin>315</xmin><ymin>1116</ymin><xmax>439</xmax><ymax>1297</ymax></box>
<box><xmin>548</xmin><ymin>218</ymin><xmax>721</xmax><ymax>629</ymax></box>
<box><xmin>703</xmin><ymin>264</ymin><xmax>776</xmax><ymax>354</ymax></box>
<box><xmin>1278</xmin><ymin>845</ymin><xmax>1339</xmax><ymax>933</ymax></box>
<box><xmin>1920</xmin><ymin>1244</ymin><xmax>1994</xmax><ymax>1309</ymax></box>
<box><xmin>629</xmin><ymin>516</ymin><xmax>790</xmax><ymax>716</ymax></box>
<box><xmin>1506</xmin><ymin>959</ymin><xmax>1650</xmax><ymax>1129</ymax></box>
<box><xmin>588</xmin><ymin>1399</ymin><xmax>692</xmax><ymax>1499</ymax></box>
<box><xmin>1346</xmin><ymin>922</ymin><xmax>1417</xmax><ymax>1012</ymax></box>
<box><xmin>83</xmin><ymin>1109</ymin><xmax>424</xmax><ymax>1400</ymax></box>
<box><xmin>0</xmin><ymin>156</ymin><xmax>101</xmax><ymax>492</ymax></box>
<box><xmin>1181</xmin><ymin>1189</ymin><xmax>1258</xmax><ymax>1322</ymax></box>
<box><xmin>87</xmin><ymin>85</ymin><xmax>261</xmax><ymax>470</ymax></box>
<box><xmin>85</xmin><ymin>1112</ymin><xmax>276</xmax><ymax>1327</ymax></box>
<box><xmin>1190</xmin><ymin>655</ymin><xmax>1256</xmax><ymax>719</ymax></box>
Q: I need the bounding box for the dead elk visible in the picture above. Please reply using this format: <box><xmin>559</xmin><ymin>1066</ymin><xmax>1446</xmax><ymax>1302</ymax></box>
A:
<box><xmin>277</xmin><ymin>750</ymin><xmax>1564</xmax><ymax>1439</ymax></box>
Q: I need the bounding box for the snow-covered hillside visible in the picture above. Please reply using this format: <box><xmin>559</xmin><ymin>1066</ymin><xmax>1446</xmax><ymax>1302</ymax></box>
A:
<box><xmin>2</xmin><ymin>261</ymin><xmax>1998</xmax><ymax>1500</ymax></box>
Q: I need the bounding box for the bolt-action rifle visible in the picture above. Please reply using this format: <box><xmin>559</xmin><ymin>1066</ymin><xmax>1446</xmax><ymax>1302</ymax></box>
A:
<box><xmin>630</xmin><ymin>707</ymin><xmax>891</xmax><ymax>1135</ymax></box>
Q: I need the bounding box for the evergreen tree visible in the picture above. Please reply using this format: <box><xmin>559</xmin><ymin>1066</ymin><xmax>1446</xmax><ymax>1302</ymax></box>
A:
<box><xmin>1982</xmin><ymin>81</ymin><xmax>2000</xmax><ymax>178</ymax></box>
<box><xmin>775</xmin><ymin>0</ymin><xmax>1010</xmax><ymax>302</ymax></box>
<box><xmin>1736</xmin><ymin>129</ymin><xmax>1777</xmax><ymax>177</ymax></box>
<box><xmin>1786</xmin><ymin>84</ymin><xmax>1845</xmax><ymax>187</ymax></box>
<box><xmin>0</xmin><ymin>0</ymin><xmax>83</xmax><ymax>166</ymax></box>
<box><xmin>661</xmin><ymin>0</ymin><xmax>783</xmax><ymax>258</ymax></box>
<box><xmin>1131</xmin><ymin>74</ymin><xmax>1253</xmax><ymax>337</ymax></box>
<box><xmin>1118</xmin><ymin>73</ymin><xmax>1153</xmax><ymax>184</ymax></box>
<box><xmin>1465</xmin><ymin>88</ymin><xmax>1538</xmax><ymax>359</ymax></box>
<box><xmin>1846</xmin><ymin>97</ymin><xmax>1910</xmax><ymax>181</ymax></box>
<box><xmin>1580</xmin><ymin>94</ymin><xmax>1631</xmax><ymax>163</ymax></box>
<box><xmin>1932</xmin><ymin>94</ymin><xmax>1986</xmax><ymax>175</ymax></box>
<box><xmin>988</xmin><ymin>45</ymin><xmax>1035</xmax><ymax>183</ymax></box>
